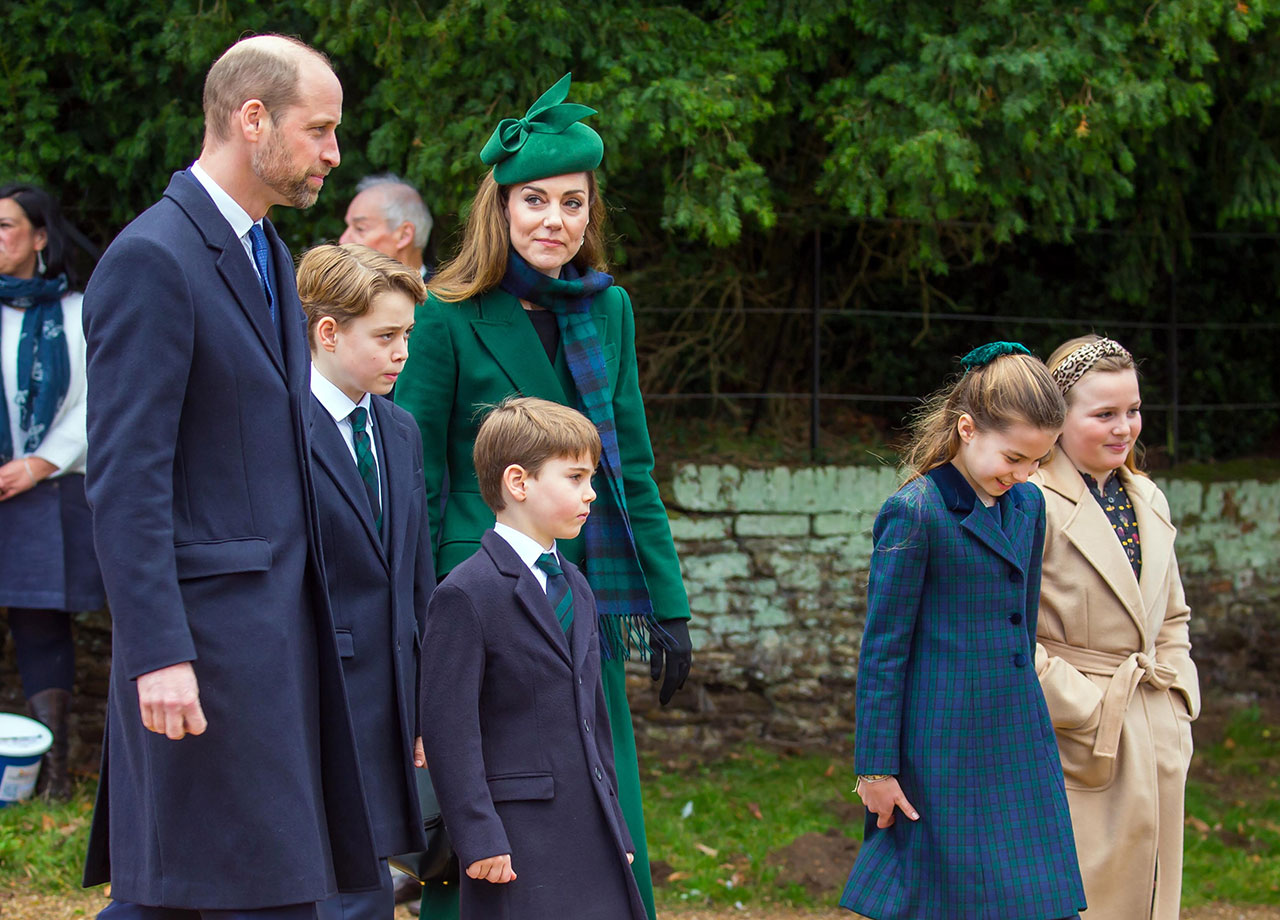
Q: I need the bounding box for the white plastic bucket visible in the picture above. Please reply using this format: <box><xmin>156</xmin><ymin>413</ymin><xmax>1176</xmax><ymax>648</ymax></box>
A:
<box><xmin>0</xmin><ymin>712</ymin><xmax>54</xmax><ymax>806</ymax></box>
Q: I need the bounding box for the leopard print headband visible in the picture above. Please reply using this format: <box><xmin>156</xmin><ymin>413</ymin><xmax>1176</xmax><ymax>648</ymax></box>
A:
<box><xmin>1050</xmin><ymin>338</ymin><xmax>1133</xmax><ymax>394</ymax></box>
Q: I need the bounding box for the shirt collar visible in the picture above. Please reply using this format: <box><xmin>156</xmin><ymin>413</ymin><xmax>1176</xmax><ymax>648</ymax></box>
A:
<box><xmin>493</xmin><ymin>521</ymin><xmax>556</xmax><ymax>566</ymax></box>
<box><xmin>189</xmin><ymin>161</ymin><xmax>258</xmax><ymax>241</ymax></box>
<box><xmin>310</xmin><ymin>364</ymin><xmax>372</xmax><ymax>424</ymax></box>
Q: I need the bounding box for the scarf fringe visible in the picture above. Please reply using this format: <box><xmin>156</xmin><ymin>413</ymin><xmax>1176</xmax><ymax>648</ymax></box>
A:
<box><xmin>597</xmin><ymin>613</ymin><xmax>660</xmax><ymax>662</ymax></box>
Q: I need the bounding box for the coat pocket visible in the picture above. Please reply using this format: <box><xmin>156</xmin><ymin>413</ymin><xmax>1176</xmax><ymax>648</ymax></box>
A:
<box><xmin>486</xmin><ymin>772</ymin><xmax>554</xmax><ymax>803</ymax></box>
<box><xmin>174</xmin><ymin>537</ymin><xmax>272</xmax><ymax>580</ymax></box>
<box><xmin>1056</xmin><ymin>723</ymin><xmax>1118</xmax><ymax>791</ymax></box>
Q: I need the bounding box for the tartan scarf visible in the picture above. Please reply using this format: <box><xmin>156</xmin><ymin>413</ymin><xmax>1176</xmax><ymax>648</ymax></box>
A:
<box><xmin>0</xmin><ymin>273</ymin><xmax>70</xmax><ymax>463</ymax></box>
<box><xmin>499</xmin><ymin>249</ymin><xmax>655</xmax><ymax>658</ymax></box>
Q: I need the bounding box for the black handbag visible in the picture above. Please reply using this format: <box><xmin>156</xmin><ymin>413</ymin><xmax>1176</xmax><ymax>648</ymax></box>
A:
<box><xmin>389</xmin><ymin>766</ymin><xmax>459</xmax><ymax>884</ymax></box>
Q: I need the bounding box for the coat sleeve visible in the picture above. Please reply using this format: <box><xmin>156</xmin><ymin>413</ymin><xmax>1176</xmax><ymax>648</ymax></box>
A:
<box><xmin>418</xmin><ymin>582</ymin><xmax>511</xmax><ymax>866</ymax></box>
<box><xmin>854</xmin><ymin>487</ymin><xmax>928</xmax><ymax>775</ymax></box>
<box><xmin>395</xmin><ymin>299</ymin><xmax>457</xmax><ymax>556</ymax></box>
<box><xmin>1151</xmin><ymin>489</ymin><xmax>1201</xmax><ymax>719</ymax></box>
<box><xmin>609</xmin><ymin>287</ymin><xmax>690</xmax><ymax>621</ymax></box>
<box><xmin>82</xmin><ymin>236</ymin><xmax>198</xmax><ymax>679</ymax></box>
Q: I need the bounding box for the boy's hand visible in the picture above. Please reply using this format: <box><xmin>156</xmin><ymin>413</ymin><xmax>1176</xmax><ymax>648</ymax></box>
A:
<box><xmin>856</xmin><ymin>776</ymin><xmax>919</xmax><ymax>828</ymax></box>
<box><xmin>467</xmin><ymin>854</ymin><xmax>516</xmax><ymax>884</ymax></box>
<box><xmin>626</xmin><ymin>853</ymin><xmax>635</xmax><ymax>865</ymax></box>
<box><xmin>413</xmin><ymin>736</ymin><xmax>425</xmax><ymax>768</ymax></box>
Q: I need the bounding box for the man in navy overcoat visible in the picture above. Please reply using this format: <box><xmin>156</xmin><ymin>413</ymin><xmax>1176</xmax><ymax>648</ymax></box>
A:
<box><xmin>81</xmin><ymin>36</ymin><xmax>381</xmax><ymax>917</ymax></box>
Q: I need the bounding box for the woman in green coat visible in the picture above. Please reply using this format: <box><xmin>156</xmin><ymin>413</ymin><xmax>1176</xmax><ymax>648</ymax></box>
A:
<box><xmin>395</xmin><ymin>74</ymin><xmax>692</xmax><ymax>920</ymax></box>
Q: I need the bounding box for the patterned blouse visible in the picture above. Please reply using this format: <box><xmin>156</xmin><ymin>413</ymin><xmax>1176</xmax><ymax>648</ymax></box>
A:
<box><xmin>1082</xmin><ymin>470</ymin><xmax>1142</xmax><ymax>580</ymax></box>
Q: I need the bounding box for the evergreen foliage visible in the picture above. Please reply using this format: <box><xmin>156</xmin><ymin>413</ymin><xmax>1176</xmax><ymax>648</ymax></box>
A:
<box><xmin>2</xmin><ymin>1</ymin><xmax>1276</xmax><ymax>459</ymax></box>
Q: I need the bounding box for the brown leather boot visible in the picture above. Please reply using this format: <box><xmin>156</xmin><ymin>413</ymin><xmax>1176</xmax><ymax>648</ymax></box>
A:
<box><xmin>28</xmin><ymin>688</ymin><xmax>72</xmax><ymax>801</ymax></box>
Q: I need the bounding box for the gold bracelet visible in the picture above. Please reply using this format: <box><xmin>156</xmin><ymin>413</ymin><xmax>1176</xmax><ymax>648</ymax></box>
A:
<box><xmin>857</xmin><ymin>774</ymin><xmax>892</xmax><ymax>785</ymax></box>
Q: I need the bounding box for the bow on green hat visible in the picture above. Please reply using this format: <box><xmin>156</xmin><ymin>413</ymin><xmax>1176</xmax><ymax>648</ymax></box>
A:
<box><xmin>480</xmin><ymin>73</ymin><xmax>604</xmax><ymax>185</ymax></box>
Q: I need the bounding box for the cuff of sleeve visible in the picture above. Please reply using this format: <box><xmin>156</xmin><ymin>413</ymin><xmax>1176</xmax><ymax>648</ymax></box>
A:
<box><xmin>32</xmin><ymin>431</ymin><xmax>84</xmax><ymax>472</ymax></box>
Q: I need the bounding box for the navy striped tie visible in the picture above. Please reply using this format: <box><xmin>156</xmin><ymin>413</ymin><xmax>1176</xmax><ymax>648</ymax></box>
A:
<box><xmin>535</xmin><ymin>552</ymin><xmax>574</xmax><ymax>635</ymax></box>
<box><xmin>248</xmin><ymin>223</ymin><xmax>276</xmax><ymax>325</ymax></box>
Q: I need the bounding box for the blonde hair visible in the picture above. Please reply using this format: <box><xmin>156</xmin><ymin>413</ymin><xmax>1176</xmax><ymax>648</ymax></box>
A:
<box><xmin>474</xmin><ymin>397</ymin><xmax>603</xmax><ymax>512</ymax></box>
<box><xmin>202</xmin><ymin>35</ymin><xmax>331</xmax><ymax>144</ymax></box>
<box><xmin>297</xmin><ymin>243</ymin><xmax>426</xmax><ymax>346</ymax></box>
<box><xmin>901</xmin><ymin>352</ymin><xmax>1066</xmax><ymax>482</ymax></box>
<box><xmin>429</xmin><ymin>170</ymin><xmax>608</xmax><ymax>303</ymax></box>
<box><xmin>1047</xmin><ymin>334</ymin><xmax>1144</xmax><ymax>474</ymax></box>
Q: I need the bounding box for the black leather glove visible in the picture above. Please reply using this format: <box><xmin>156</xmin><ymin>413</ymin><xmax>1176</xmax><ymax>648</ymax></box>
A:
<box><xmin>649</xmin><ymin>618</ymin><xmax>693</xmax><ymax>706</ymax></box>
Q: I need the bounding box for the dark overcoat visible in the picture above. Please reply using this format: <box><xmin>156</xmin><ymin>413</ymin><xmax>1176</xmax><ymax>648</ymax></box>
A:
<box><xmin>418</xmin><ymin>530</ymin><xmax>647</xmax><ymax>920</ymax></box>
<box><xmin>840</xmin><ymin>463</ymin><xmax>1086</xmax><ymax>920</ymax></box>
<box><xmin>309</xmin><ymin>392</ymin><xmax>435</xmax><ymax>857</ymax></box>
<box><xmin>81</xmin><ymin>170</ymin><xmax>380</xmax><ymax>908</ymax></box>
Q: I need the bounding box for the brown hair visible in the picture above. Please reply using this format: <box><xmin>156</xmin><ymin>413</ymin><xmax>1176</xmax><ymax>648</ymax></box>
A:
<box><xmin>202</xmin><ymin>35</ymin><xmax>332</xmax><ymax>144</ymax></box>
<box><xmin>429</xmin><ymin>170</ymin><xmax>608</xmax><ymax>303</ymax></box>
<box><xmin>297</xmin><ymin>243</ymin><xmax>426</xmax><ymax>346</ymax></box>
<box><xmin>901</xmin><ymin>352</ymin><xmax>1066</xmax><ymax>482</ymax></box>
<box><xmin>1047</xmin><ymin>334</ymin><xmax>1144</xmax><ymax>474</ymax></box>
<box><xmin>473</xmin><ymin>397</ymin><xmax>603</xmax><ymax>512</ymax></box>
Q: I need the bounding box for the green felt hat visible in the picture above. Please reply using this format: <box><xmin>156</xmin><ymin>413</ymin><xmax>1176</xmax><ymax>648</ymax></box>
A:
<box><xmin>480</xmin><ymin>73</ymin><xmax>604</xmax><ymax>185</ymax></box>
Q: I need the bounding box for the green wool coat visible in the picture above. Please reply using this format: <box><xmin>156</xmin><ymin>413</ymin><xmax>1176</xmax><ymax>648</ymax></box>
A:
<box><xmin>395</xmin><ymin>284</ymin><xmax>691</xmax><ymax>920</ymax></box>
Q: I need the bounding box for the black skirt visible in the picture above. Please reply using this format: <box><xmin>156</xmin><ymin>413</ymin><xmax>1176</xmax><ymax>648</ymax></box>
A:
<box><xmin>0</xmin><ymin>473</ymin><xmax>105</xmax><ymax>611</ymax></box>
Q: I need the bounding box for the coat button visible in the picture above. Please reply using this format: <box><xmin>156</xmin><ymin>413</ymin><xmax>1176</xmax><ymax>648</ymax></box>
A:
<box><xmin>1013</xmin><ymin>652</ymin><xmax>1028</xmax><ymax>668</ymax></box>
<box><xmin>578</xmin><ymin>676</ymin><xmax>583</xmax><ymax>685</ymax></box>
<box><xmin>1008</xmin><ymin>612</ymin><xmax>1023</xmax><ymax>625</ymax></box>
<box><xmin>594</xmin><ymin>766</ymin><xmax>603</xmax><ymax>781</ymax></box>
<box><xmin>584</xmin><ymin>719</ymin><xmax>591</xmax><ymax>732</ymax></box>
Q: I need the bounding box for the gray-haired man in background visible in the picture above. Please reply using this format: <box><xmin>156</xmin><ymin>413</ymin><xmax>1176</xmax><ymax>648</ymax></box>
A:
<box><xmin>339</xmin><ymin>174</ymin><xmax>433</xmax><ymax>278</ymax></box>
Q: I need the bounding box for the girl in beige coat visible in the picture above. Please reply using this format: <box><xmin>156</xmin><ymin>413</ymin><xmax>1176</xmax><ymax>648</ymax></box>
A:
<box><xmin>1034</xmin><ymin>336</ymin><xmax>1200</xmax><ymax>920</ymax></box>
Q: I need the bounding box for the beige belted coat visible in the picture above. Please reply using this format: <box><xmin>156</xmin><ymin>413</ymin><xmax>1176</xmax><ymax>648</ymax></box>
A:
<box><xmin>1033</xmin><ymin>449</ymin><xmax>1200</xmax><ymax>920</ymax></box>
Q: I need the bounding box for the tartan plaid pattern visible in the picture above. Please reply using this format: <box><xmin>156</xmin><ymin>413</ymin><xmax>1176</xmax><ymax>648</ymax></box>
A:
<box><xmin>536</xmin><ymin>551</ymin><xmax>575</xmax><ymax>634</ymax></box>
<box><xmin>500</xmin><ymin>251</ymin><xmax>654</xmax><ymax>658</ymax></box>
<box><xmin>841</xmin><ymin>463</ymin><xmax>1086</xmax><ymax>920</ymax></box>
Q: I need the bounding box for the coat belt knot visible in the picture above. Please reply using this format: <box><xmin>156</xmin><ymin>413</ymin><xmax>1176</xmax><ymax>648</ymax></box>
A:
<box><xmin>1039</xmin><ymin>639</ymin><xmax>1178</xmax><ymax>759</ymax></box>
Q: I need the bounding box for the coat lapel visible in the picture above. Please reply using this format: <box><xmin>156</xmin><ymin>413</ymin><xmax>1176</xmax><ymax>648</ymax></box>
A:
<box><xmin>373</xmin><ymin>397</ymin><xmax>413</xmax><ymax>566</ymax></box>
<box><xmin>928</xmin><ymin>464</ymin><xmax>1025</xmax><ymax>572</ymax></box>
<box><xmin>567</xmin><ymin>560</ymin><xmax>594</xmax><ymax>675</ymax></box>
<box><xmin>1039</xmin><ymin>450</ymin><xmax>1147</xmax><ymax>640</ymax></box>
<box><xmin>309</xmin><ymin>396</ymin><xmax>388</xmax><ymax>568</ymax></box>
<box><xmin>165</xmin><ymin>172</ymin><xmax>285</xmax><ymax>379</ymax></box>
<box><xmin>469</xmin><ymin>289</ymin><xmax>569</xmax><ymax>404</ymax></box>
<box><xmin>482</xmin><ymin>531</ymin><xmax>572</xmax><ymax>667</ymax></box>
<box><xmin>1124</xmin><ymin>470</ymin><xmax>1177</xmax><ymax>632</ymax></box>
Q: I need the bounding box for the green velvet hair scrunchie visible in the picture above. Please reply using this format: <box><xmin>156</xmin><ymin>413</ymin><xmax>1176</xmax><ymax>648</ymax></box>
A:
<box><xmin>960</xmin><ymin>341</ymin><xmax>1031</xmax><ymax>371</ymax></box>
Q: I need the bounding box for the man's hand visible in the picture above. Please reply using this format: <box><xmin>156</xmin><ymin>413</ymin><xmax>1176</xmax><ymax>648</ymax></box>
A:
<box><xmin>856</xmin><ymin>776</ymin><xmax>919</xmax><ymax>829</ymax></box>
<box><xmin>649</xmin><ymin>618</ymin><xmax>692</xmax><ymax>706</ymax></box>
<box><xmin>413</xmin><ymin>736</ymin><xmax>426</xmax><ymax>768</ymax></box>
<box><xmin>136</xmin><ymin>661</ymin><xmax>207</xmax><ymax>740</ymax></box>
<box><xmin>467</xmin><ymin>854</ymin><xmax>516</xmax><ymax>884</ymax></box>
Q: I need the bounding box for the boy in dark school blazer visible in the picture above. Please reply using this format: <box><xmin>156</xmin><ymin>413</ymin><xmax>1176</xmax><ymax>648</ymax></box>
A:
<box><xmin>298</xmin><ymin>243</ymin><xmax>436</xmax><ymax>920</ymax></box>
<box><xmin>418</xmin><ymin>397</ymin><xmax>648</xmax><ymax>920</ymax></box>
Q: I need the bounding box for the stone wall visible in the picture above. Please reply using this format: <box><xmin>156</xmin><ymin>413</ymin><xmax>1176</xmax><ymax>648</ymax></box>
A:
<box><xmin>627</xmin><ymin>465</ymin><xmax>1280</xmax><ymax>752</ymax></box>
<box><xmin>3</xmin><ymin>465</ymin><xmax>1278</xmax><ymax>770</ymax></box>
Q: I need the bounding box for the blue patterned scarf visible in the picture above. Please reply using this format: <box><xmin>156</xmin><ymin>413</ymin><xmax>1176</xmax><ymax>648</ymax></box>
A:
<box><xmin>0</xmin><ymin>273</ymin><xmax>70</xmax><ymax>463</ymax></box>
<box><xmin>500</xmin><ymin>249</ymin><xmax>655</xmax><ymax>658</ymax></box>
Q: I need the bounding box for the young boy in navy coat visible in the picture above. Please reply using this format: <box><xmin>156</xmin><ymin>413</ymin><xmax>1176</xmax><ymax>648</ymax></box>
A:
<box><xmin>419</xmin><ymin>397</ymin><xmax>648</xmax><ymax>920</ymax></box>
<box><xmin>298</xmin><ymin>243</ymin><xmax>436</xmax><ymax>920</ymax></box>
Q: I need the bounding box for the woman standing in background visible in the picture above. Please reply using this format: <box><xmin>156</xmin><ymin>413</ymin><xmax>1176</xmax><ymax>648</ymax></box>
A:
<box><xmin>0</xmin><ymin>182</ymin><xmax>104</xmax><ymax>799</ymax></box>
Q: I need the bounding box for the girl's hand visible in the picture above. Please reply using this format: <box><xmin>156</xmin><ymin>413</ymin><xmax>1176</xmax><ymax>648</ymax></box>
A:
<box><xmin>0</xmin><ymin>457</ymin><xmax>55</xmax><ymax>501</ymax></box>
<box><xmin>856</xmin><ymin>776</ymin><xmax>920</xmax><ymax>828</ymax></box>
<box><xmin>467</xmin><ymin>854</ymin><xmax>516</xmax><ymax>884</ymax></box>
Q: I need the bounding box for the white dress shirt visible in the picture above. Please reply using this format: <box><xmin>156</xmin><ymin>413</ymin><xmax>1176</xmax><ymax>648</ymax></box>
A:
<box><xmin>2</xmin><ymin>291</ymin><xmax>88</xmax><ymax>476</ymax></box>
<box><xmin>189</xmin><ymin>161</ymin><xmax>266</xmax><ymax>283</ymax></box>
<box><xmin>493</xmin><ymin>521</ymin><xmax>557</xmax><ymax>593</ymax></box>
<box><xmin>310</xmin><ymin>365</ymin><xmax>380</xmax><ymax>504</ymax></box>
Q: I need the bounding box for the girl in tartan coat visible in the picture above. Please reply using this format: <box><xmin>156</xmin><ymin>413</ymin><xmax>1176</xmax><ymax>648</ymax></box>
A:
<box><xmin>841</xmin><ymin>343</ymin><xmax>1088</xmax><ymax>920</ymax></box>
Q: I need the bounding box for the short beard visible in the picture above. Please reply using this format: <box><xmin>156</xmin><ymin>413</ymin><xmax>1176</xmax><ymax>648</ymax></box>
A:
<box><xmin>252</xmin><ymin>128</ymin><xmax>319</xmax><ymax>209</ymax></box>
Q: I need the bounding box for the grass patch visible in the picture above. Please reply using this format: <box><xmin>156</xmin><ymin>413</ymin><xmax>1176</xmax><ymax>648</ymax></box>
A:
<box><xmin>0</xmin><ymin>781</ymin><xmax>95</xmax><ymax>892</ymax></box>
<box><xmin>642</xmin><ymin>746</ymin><xmax>856</xmax><ymax>910</ymax></box>
<box><xmin>1183</xmin><ymin>706</ymin><xmax>1280</xmax><ymax>906</ymax></box>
